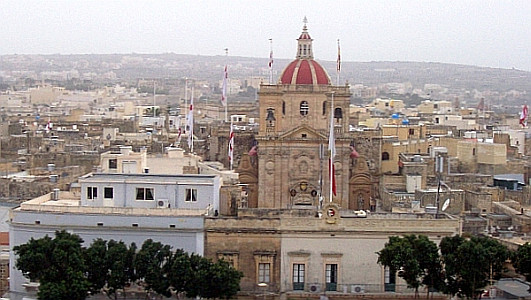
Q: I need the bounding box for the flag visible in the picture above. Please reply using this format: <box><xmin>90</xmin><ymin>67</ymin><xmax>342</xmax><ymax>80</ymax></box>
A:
<box><xmin>248</xmin><ymin>145</ymin><xmax>257</xmax><ymax>156</ymax></box>
<box><xmin>520</xmin><ymin>104</ymin><xmax>528</xmax><ymax>126</ymax></box>
<box><xmin>336</xmin><ymin>40</ymin><xmax>341</xmax><ymax>73</ymax></box>
<box><xmin>221</xmin><ymin>65</ymin><xmax>228</xmax><ymax>107</ymax></box>
<box><xmin>45</xmin><ymin>119</ymin><xmax>53</xmax><ymax>132</ymax></box>
<box><xmin>177</xmin><ymin>127</ymin><xmax>182</xmax><ymax>144</ymax></box>
<box><xmin>228</xmin><ymin>122</ymin><xmax>234</xmax><ymax>168</ymax></box>
<box><xmin>350</xmin><ymin>145</ymin><xmax>359</xmax><ymax>159</ymax></box>
<box><xmin>187</xmin><ymin>88</ymin><xmax>194</xmax><ymax>150</ymax></box>
<box><xmin>328</xmin><ymin>106</ymin><xmax>336</xmax><ymax>197</ymax></box>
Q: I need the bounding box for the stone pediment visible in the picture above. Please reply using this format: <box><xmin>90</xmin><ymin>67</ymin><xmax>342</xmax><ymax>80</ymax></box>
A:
<box><xmin>278</xmin><ymin>125</ymin><xmax>327</xmax><ymax>141</ymax></box>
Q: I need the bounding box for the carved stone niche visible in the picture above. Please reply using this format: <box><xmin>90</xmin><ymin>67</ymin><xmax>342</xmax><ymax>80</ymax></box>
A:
<box><xmin>289</xmin><ymin>181</ymin><xmax>319</xmax><ymax>208</ymax></box>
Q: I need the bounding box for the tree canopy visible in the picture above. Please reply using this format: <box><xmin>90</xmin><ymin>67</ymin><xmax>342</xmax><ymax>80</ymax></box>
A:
<box><xmin>14</xmin><ymin>231</ymin><xmax>90</xmax><ymax>300</ymax></box>
<box><xmin>378</xmin><ymin>234</ymin><xmax>511</xmax><ymax>300</ymax></box>
<box><xmin>514</xmin><ymin>242</ymin><xmax>531</xmax><ymax>282</ymax></box>
<box><xmin>14</xmin><ymin>232</ymin><xmax>243</xmax><ymax>299</ymax></box>
<box><xmin>377</xmin><ymin>234</ymin><xmax>442</xmax><ymax>298</ymax></box>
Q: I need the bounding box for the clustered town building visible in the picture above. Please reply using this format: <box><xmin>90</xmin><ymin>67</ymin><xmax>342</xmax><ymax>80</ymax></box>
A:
<box><xmin>0</xmin><ymin>21</ymin><xmax>530</xmax><ymax>299</ymax></box>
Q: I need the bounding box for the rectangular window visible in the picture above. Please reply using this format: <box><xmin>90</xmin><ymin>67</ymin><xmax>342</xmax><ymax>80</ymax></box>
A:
<box><xmin>384</xmin><ymin>266</ymin><xmax>396</xmax><ymax>292</ymax></box>
<box><xmin>104</xmin><ymin>187</ymin><xmax>113</xmax><ymax>199</ymax></box>
<box><xmin>292</xmin><ymin>264</ymin><xmax>305</xmax><ymax>290</ymax></box>
<box><xmin>108</xmin><ymin>158</ymin><xmax>117</xmax><ymax>169</ymax></box>
<box><xmin>325</xmin><ymin>264</ymin><xmax>338</xmax><ymax>291</ymax></box>
<box><xmin>258</xmin><ymin>263</ymin><xmax>270</xmax><ymax>283</ymax></box>
<box><xmin>87</xmin><ymin>187</ymin><xmax>97</xmax><ymax>200</ymax></box>
<box><xmin>185</xmin><ymin>188</ymin><xmax>197</xmax><ymax>202</ymax></box>
<box><xmin>136</xmin><ymin>188</ymin><xmax>154</xmax><ymax>200</ymax></box>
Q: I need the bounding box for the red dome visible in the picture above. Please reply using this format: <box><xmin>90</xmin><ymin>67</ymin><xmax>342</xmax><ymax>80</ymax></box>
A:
<box><xmin>279</xmin><ymin>59</ymin><xmax>331</xmax><ymax>85</ymax></box>
<box><xmin>299</xmin><ymin>32</ymin><xmax>311</xmax><ymax>40</ymax></box>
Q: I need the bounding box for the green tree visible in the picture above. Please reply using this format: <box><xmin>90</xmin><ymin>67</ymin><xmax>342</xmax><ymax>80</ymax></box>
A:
<box><xmin>84</xmin><ymin>239</ymin><xmax>109</xmax><ymax>295</ymax></box>
<box><xmin>85</xmin><ymin>239</ymin><xmax>137</xmax><ymax>299</ymax></box>
<box><xmin>377</xmin><ymin>235</ymin><xmax>441</xmax><ymax>298</ymax></box>
<box><xmin>477</xmin><ymin>236</ymin><xmax>509</xmax><ymax>280</ymax></box>
<box><xmin>514</xmin><ymin>242</ymin><xmax>531</xmax><ymax>282</ymax></box>
<box><xmin>183</xmin><ymin>253</ymin><xmax>211</xmax><ymax>298</ymax></box>
<box><xmin>440</xmin><ymin>235</ymin><xmax>509</xmax><ymax>299</ymax></box>
<box><xmin>14</xmin><ymin>230</ymin><xmax>90</xmax><ymax>300</ymax></box>
<box><xmin>204</xmin><ymin>259</ymin><xmax>243</xmax><ymax>299</ymax></box>
<box><xmin>439</xmin><ymin>235</ymin><xmax>464</xmax><ymax>296</ymax></box>
<box><xmin>167</xmin><ymin>249</ymin><xmax>192</xmax><ymax>295</ymax></box>
<box><xmin>106</xmin><ymin>240</ymin><xmax>135</xmax><ymax>299</ymax></box>
<box><xmin>134</xmin><ymin>239</ymin><xmax>173</xmax><ymax>297</ymax></box>
<box><xmin>13</xmin><ymin>235</ymin><xmax>54</xmax><ymax>281</ymax></box>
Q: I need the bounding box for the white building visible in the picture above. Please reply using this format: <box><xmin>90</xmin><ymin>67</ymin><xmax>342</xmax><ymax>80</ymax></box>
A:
<box><xmin>9</xmin><ymin>172</ymin><xmax>220</xmax><ymax>300</ymax></box>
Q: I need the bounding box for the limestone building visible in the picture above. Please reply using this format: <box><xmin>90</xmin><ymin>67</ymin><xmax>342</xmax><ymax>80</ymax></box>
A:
<box><xmin>240</xmin><ymin>20</ymin><xmax>375</xmax><ymax>211</ymax></box>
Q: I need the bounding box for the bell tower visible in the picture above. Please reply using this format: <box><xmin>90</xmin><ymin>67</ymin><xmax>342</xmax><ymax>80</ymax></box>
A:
<box><xmin>248</xmin><ymin>19</ymin><xmax>352</xmax><ymax>210</ymax></box>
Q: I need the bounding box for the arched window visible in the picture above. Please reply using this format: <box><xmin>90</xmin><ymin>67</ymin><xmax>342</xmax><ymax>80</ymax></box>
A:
<box><xmin>266</xmin><ymin>108</ymin><xmax>276</xmax><ymax>127</ymax></box>
<box><xmin>334</xmin><ymin>108</ymin><xmax>343</xmax><ymax>119</ymax></box>
<box><xmin>303</xmin><ymin>45</ymin><xmax>307</xmax><ymax>55</ymax></box>
<box><xmin>322</xmin><ymin>101</ymin><xmax>327</xmax><ymax>115</ymax></box>
<box><xmin>300</xmin><ymin>101</ymin><xmax>309</xmax><ymax>116</ymax></box>
<box><xmin>282</xmin><ymin>101</ymin><xmax>286</xmax><ymax>115</ymax></box>
<box><xmin>382</xmin><ymin>152</ymin><xmax>390</xmax><ymax>161</ymax></box>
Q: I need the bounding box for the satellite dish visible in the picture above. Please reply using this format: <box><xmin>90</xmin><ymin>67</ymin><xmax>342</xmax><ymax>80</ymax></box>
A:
<box><xmin>442</xmin><ymin>199</ymin><xmax>450</xmax><ymax>211</ymax></box>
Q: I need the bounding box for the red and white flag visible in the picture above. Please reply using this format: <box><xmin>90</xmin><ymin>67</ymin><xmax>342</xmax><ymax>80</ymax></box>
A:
<box><xmin>45</xmin><ymin>120</ymin><xmax>53</xmax><ymax>132</ymax></box>
<box><xmin>221</xmin><ymin>65</ymin><xmax>228</xmax><ymax>107</ymax></box>
<box><xmin>328</xmin><ymin>104</ymin><xmax>336</xmax><ymax>197</ymax></box>
<box><xmin>177</xmin><ymin>127</ymin><xmax>182</xmax><ymax>144</ymax></box>
<box><xmin>187</xmin><ymin>87</ymin><xmax>194</xmax><ymax>151</ymax></box>
<box><xmin>228</xmin><ymin>122</ymin><xmax>234</xmax><ymax>169</ymax></box>
<box><xmin>520</xmin><ymin>104</ymin><xmax>528</xmax><ymax>127</ymax></box>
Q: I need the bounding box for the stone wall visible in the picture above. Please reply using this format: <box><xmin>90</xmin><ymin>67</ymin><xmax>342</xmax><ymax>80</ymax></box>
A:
<box><xmin>465</xmin><ymin>190</ymin><xmax>493</xmax><ymax>213</ymax></box>
<box><xmin>205</xmin><ymin>217</ymin><xmax>281</xmax><ymax>293</ymax></box>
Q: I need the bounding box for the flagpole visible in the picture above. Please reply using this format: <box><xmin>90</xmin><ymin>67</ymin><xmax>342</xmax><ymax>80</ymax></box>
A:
<box><xmin>184</xmin><ymin>78</ymin><xmax>188</xmax><ymax>118</ymax></box>
<box><xmin>336</xmin><ymin>39</ymin><xmax>341</xmax><ymax>86</ymax></box>
<box><xmin>329</xmin><ymin>91</ymin><xmax>335</xmax><ymax>203</ymax></box>
<box><xmin>191</xmin><ymin>86</ymin><xmax>194</xmax><ymax>153</ymax></box>
<box><xmin>153</xmin><ymin>80</ymin><xmax>156</xmax><ymax>117</ymax></box>
<box><xmin>269</xmin><ymin>38</ymin><xmax>273</xmax><ymax>84</ymax></box>
<box><xmin>229</xmin><ymin>120</ymin><xmax>233</xmax><ymax>171</ymax></box>
<box><xmin>224</xmin><ymin>48</ymin><xmax>229</xmax><ymax>123</ymax></box>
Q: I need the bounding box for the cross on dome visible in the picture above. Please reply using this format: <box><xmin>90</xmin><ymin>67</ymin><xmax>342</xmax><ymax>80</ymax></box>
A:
<box><xmin>297</xmin><ymin>17</ymin><xmax>313</xmax><ymax>59</ymax></box>
<box><xmin>279</xmin><ymin>18</ymin><xmax>331</xmax><ymax>85</ymax></box>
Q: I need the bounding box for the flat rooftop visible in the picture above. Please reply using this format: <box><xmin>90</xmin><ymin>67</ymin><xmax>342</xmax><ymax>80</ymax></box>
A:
<box><xmin>15</xmin><ymin>191</ymin><xmax>207</xmax><ymax>217</ymax></box>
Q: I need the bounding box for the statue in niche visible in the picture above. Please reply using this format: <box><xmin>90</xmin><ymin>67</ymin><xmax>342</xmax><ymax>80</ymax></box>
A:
<box><xmin>357</xmin><ymin>193</ymin><xmax>364</xmax><ymax>210</ymax></box>
<box><xmin>299</xmin><ymin>161</ymin><xmax>308</xmax><ymax>174</ymax></box>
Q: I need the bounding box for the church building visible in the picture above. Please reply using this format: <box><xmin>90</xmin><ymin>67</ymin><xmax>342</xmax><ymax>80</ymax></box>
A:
<box><xmin>239</xmin><ymin>19</ymin><xmax>374</xmax><ymax>211</ymax></box>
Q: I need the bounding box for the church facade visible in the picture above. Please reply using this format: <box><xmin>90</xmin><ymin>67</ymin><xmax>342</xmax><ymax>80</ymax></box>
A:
<box><xmin>239</xmin><ymin>20</ymin><xmax>374</xmax><ymax>211</ymax></box>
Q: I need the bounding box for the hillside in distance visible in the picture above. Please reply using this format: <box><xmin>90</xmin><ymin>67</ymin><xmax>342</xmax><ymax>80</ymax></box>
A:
<box><xmin>1</xmin><ymin>53</ymin><xmax>529</xmax><ymax>94</ymax></box>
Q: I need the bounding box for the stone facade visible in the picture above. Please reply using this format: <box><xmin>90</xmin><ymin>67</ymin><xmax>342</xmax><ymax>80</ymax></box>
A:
<box><xmin>205</xmin><ymin>210</ymin><xmax>460</xmax><ymax>295</ymax></box>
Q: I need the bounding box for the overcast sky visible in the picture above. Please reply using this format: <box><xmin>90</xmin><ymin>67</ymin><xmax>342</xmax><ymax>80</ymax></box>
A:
<box><xmin>2</xmin><ymin>0</ymin><xmax>530</xmax><ymax>71</ymax></box>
